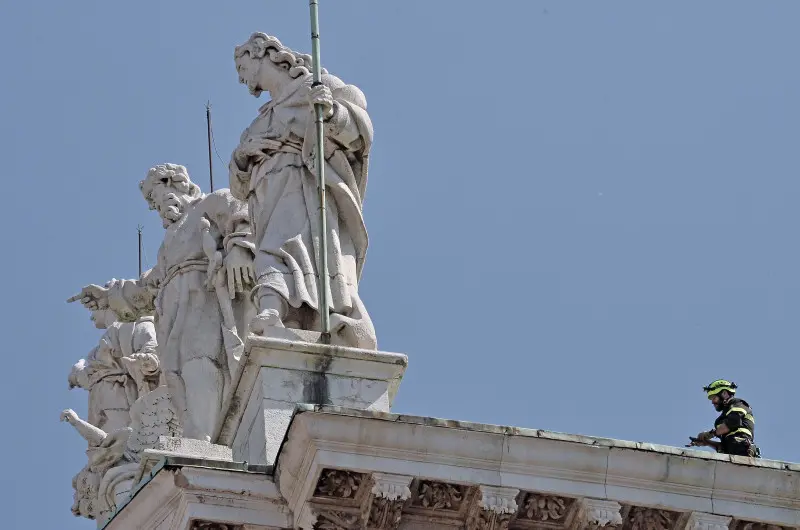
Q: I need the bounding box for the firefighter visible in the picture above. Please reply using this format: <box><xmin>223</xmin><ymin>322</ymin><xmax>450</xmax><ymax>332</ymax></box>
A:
<box><xmin>687</xmin><ymin>380</ymin><xmax>760</xmax><ymax>457</ymax></box>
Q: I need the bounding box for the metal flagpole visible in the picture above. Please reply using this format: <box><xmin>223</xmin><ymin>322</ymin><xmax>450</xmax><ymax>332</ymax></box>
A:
<box><xmin>206</xmin><ymin>101</ymin><xmax>215</xmax><ymax>192</ymax></box>
<box><xmin>137</xmin><ymin>225</ymin><xmax>143</xmax><ymax>277</ymax></box>
<box><xmin>309</xmin><ymin>0</ymin><xmax>331</xmax><ymax>340</ymax></box>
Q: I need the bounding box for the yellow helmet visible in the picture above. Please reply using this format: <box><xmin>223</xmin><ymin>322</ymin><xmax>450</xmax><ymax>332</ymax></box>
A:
<box><xmin>703</xmin><ymin>379</ymin><xmax>737</xmax><ymax>398</ymax></box>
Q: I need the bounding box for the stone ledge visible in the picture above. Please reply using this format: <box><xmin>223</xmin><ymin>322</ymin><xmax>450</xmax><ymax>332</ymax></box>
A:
<box><xmin>104</xmin><ymin>458</ymin><xmax>287</xmax><ymax>530</ymax></box>
<box><xmin>276</xmin><ymin>407</ymin><xmax>800</xmax><ymax>528</ymax></box>
<box><xmin>288</xmin><ymin>405</ymin><xmax>799</xmax><ymax>471</ymax></box>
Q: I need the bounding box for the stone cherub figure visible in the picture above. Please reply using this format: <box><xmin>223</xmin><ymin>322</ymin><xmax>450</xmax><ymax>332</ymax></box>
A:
<box><xmin>229</xmin><ymin>32</ymin><xmax>377</xmax><ymax>349</ymax></box>
<box><xmin>69</xmin><ymin>164</ymin><xmax>256</xmax><ymax>441</ymax></box>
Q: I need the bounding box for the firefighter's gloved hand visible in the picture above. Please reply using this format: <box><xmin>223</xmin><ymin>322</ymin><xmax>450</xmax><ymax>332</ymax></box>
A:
<box><xmin>697</xmin><ymin>430</ymin><xmax>715</xmax><ymax>441</ymax></box>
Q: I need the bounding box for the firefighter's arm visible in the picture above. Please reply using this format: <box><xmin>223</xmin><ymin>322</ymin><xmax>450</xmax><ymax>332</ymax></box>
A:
<box><xmin>720</xmin><ymin>406</ymin><xmax>747</xmax><ymax>434</ymax></box>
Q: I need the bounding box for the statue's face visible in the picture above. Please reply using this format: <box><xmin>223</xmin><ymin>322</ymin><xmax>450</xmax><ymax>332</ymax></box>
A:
<box><xmin>235</xmin><ymin>53</ymin><xmax>263</xmax><ymax>97</ymax></box>
<box><xmin>90</xmin><ymin>308</ymin><xmax>115</xmax><ymax>329</ymax></box>
<box><xmin>236</xmin><ymin>52</ymin><xmax>287</xmax><ymax>98</ymax></box>
<box><xmin>149</xmin><ymin>181</ymin><xmax>191</xmax><ymax>227</ymax></box>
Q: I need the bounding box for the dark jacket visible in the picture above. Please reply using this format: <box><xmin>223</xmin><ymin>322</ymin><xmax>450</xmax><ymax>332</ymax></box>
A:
<box><xmin>713</xmin><ymin>397</ymin><xmax>756</xmax><ymax>456</ymax></box>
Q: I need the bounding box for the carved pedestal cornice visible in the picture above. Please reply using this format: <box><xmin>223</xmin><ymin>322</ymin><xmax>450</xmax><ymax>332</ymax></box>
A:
<box><xmin>298</xmin><ymin>467</ymin><xmax>796</xmax><ymax>530</ymax></box>
<box><xmin>466</xmin><ymin>486</ymin><xmax>520</xmax><ymax>530</ymax></box>
<box><xmin>580</xmin><ymin>499</ymin><xmax>623</xmax><ymax>530</ymax></box>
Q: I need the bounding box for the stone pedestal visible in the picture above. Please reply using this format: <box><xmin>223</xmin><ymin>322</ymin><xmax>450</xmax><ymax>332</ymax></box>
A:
<box><xmin>213</xmin><ymin>331</ymin><xmax>408</xmax><ymax>466</ymax></box>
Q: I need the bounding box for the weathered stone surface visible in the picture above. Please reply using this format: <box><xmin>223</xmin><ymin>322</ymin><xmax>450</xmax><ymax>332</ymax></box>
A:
<box><xmin>219</xmin><ymin>335</ymin><xmax>407</xmax><ymax>466</ymax></box>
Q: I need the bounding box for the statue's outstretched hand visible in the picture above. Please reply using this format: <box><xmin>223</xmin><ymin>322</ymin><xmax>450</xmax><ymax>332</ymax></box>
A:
<box><xmin>60</xmin><ymin>409</ymin><xmax>79</xmax><ymax>424</ymax></box>
<box><xmin>67</xmin><ymin>284</ymin><xmax>110</xmax><ymax>310</ymax></box>
<box><xmin>224</xmin><ymin>246</ymin><xmax>255</xmax><ymax>299</ymax></box>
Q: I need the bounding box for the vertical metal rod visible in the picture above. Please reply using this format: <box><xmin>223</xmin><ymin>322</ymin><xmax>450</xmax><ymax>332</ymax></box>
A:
<box><xmin>137</xmin><ymin>225</ymin><xmax>143</xmax><ymax>277</ymax></box>
<box><xmin>310</xmin><ymin>0</ymin><xmax>330</xmax><ymax>339</ymax></box>
<box><xmin>206</xmin><ymin>101</ymin><xmax>214</xmax><ymax>192</ymax></box>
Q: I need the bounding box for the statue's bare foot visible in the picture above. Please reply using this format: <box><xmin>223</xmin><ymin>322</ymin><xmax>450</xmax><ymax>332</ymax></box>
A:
<box><xmin>250</xmin><ymin>309</ymin><xmax>285</xmax><ymax>335</ymax></box>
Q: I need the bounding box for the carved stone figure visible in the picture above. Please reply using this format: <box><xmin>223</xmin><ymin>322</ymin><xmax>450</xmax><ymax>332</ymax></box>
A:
<box><xmin>229</xmin><ymin>32</ymin><xmax>377</xmax><ymax>349</ymax></box>
<box><xmin>70</xmin><ymin>164</ymin><xmax>256</xmax><ymax>441</ymax></box>
<box><xmin>64</xmin><ymin>308</ymin><xmax>160</xmax><ymax>522</ymax></box>
<box><xmin>68</xmin><ymin>309</ymin><xmax>157</xmax><ymax>433</ymax></box>
<box><xmin>61</xmin><ymin>385</ymin><xmax>180</xmax><ymax>524</ymax></box>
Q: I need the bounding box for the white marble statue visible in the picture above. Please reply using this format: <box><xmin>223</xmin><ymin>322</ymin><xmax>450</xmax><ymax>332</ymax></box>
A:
<box><xmin>229</xmin><ymin>32</ymin><xmax>377</xmax><ymax>349</ymax></box>
<box><xmin>64</xmin><ymin>308</ymin><xmax>161</xmax><ymax>522</ymax></box>
<box><xmin>68</xmin><ymin>309</ymin><xmax>158</xmax><ymax>435</ymax></box>
<box><xmin>69</xmin><ymin>164</ymin><xmax>256</xmax><ymax>441</ymax></box>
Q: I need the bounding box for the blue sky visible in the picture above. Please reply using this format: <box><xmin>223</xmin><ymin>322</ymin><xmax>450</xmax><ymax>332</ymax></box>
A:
<box><xmin>1</xmin><ymin>1</ymin><xmax>799</xmax><ymax>527</ymax></box>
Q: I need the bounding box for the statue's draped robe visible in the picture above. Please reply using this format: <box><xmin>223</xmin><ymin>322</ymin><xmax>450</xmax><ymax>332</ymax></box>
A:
<box><xmin>83</xmin><ymin>317</ymin><xmax>153</xmax><ymax>433</ymax></box>
<box><xmin>229</xmin><ymin>73</ymin><xmax>377</xmax><ymax>349</ymax></box>
<box><xmin>106</xmin><ymin>191</ymin><xmax>254</xmax><ymax>430</ymax></box>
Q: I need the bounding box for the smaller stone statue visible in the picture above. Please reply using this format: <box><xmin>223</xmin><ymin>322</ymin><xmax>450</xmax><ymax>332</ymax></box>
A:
<box><xmin>64</xmin><ymin>307</ymin><xmax>161</xmax><ymax>522</ymax></box>
<box><xmin>68</xmin><ymin>308</ymin><xmax>157</xmax><ymax>434</ymax></box>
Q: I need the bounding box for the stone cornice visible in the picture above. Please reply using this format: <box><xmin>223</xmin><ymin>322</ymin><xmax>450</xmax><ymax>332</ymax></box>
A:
<box><xmin>276</xmin><ymin>407</ymin><xmax>800</xmax><ymax>528</ymax></box>
<box><xmin>104</xmin><ymin>462</ymin><xmax>290</xmax><ymax>530</ymax></box>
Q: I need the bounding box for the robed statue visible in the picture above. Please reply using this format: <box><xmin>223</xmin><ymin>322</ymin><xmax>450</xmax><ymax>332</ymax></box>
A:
<box><xmin>229</xmin><ymin>32</ymin><xmax>377</xmax><ymax>349</ymax></box>
<box><xmin>70</xmin><ymin>164</ymin><xmax>256</xmax><ymax>441</ymax></box>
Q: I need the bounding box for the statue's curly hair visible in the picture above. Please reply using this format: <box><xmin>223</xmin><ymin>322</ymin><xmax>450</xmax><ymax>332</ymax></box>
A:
<box><xmin>234</xmin><ymin>32</ymin><xmax>327</xmax><ymax>79</ymax></box>
<box><xmin>139</xmin><ymin>163</ymin><xmax>201</xmax><ymax>209</ymax></box>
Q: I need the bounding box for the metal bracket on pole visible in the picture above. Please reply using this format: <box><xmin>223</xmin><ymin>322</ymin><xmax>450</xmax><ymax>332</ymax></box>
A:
<box><xmin>137</xmin><ymin>225</ymin><xmax>143</xmax><ymax>278</ymax></box>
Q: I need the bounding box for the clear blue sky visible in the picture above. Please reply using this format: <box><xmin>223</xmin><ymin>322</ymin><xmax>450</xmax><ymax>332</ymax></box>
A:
<box><xmin>1</xmin><ymin>1</ymin><xmax>798</xmax><ymax>527</ymax></box>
